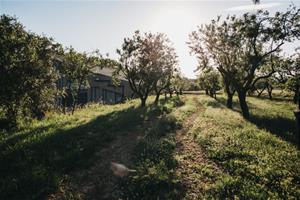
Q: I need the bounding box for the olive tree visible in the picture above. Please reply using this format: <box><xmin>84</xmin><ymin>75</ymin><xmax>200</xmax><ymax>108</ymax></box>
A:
<box><xmin>189</xmin><ymin>7</ymin><xmax>300</xmax><ymax>119</ymax></box>
<box><xmin>116</xmin><ymin>31</ymin><xmax>177</xmax><ymax>107</ymax></box>
<box><xmin>198</xmin><ymin>68</ymin><xmax>221</xmax><ymax>99</ymax></box>
<box><xmin>276</xmin><ymin>52</ymin><xmax>300</xmax><ymax>108</ymax></box>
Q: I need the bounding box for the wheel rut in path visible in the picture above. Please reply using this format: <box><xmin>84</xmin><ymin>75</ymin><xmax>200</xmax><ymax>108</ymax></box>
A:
<box><xmin>175</xmin><ymin>97</ymin><xmax>222</xmax><ymax>199</ymax></box>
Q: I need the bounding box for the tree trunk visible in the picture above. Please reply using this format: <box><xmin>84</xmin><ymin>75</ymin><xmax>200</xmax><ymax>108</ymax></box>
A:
<box><xmin>237</xmin><ymin>90</ymin><xmax>250</xmax><ymax>119</ymax></box>
<box><xmin>154</xmin><ymin>93</ymin><xmax>160</xmax><ymax>105</ymax></box>
<box><xmin>267</xmin><ymin>85</ymin><xmax>273</xmax><ymax>100</ymax></box>
<box><xmin>294</xmin><ymin>85</ymin><xmax>299</xmax><ymax>104</ymax></box>
<box><xmin>141</xmin><ymin>97</ymin><xmax>146</xmax><ymax>107</ymax></box>
<box><xmin>164</xmin><ymin>92</ymin><xmax>167</xmax><ymax>101</ymax></box>
<box><xmin>226</xmin><ymin>92</ymin><xmax>233</xmax><ymax>109</ymax></box>
<box><xmin>62</xmin><ymin>96</ymin><xmax>66</xmax><ymax>114</ymax></box>
<box><xmin>224</xmin><ymin>80</ymin><xmax>235</xmax><ymax>108</ymax></box>
<box><xmin>205</xmin><ymin>89</ymin><xmax>209</xmax><ymax>95</ymax></box>
<box><xmin>209</xmin><ymin>89</ymin><xmax>216</xmax><ymax>99</ymax></box>
<box><xmin>6</xmin><ymin>106</ymin><xmax>18</xmax><ymax>129</ymax></box>
<box><xmin>297</xmin><ymin>85</ymin><xmax>300</xmax><ymax>110</ymax></box>
<box><xmin>294</xmin><ymin>110</ymin><xmax>300</xmax><ymax>148</ymax></box>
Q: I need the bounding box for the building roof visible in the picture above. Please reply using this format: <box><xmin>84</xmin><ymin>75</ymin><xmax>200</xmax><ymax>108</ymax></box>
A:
<box><xmin>91</xmin><ymin>67</ymin><xmax>127</xmax><ymax>81</ymax></box>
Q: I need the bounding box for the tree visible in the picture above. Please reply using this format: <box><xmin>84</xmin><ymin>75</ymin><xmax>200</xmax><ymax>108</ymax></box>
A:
<box><xmin>188</xmin><ymin>18</ymin><xmax>238</xmax><ymax>108</ymax></box>
<box><xmin>0</xmin><ymin>15</ymin><xmax>60</xmax><ymax>128</ymax></box>
<box><xmin>276</xmin><ymin>52</ymin><xmax>300</xmax><ymax>108</ymax></box>
<box><xmin>116</xmin><ymin>31</ymin><xmax>177</xmax><ymax>107</ymax></box>
<box><xmin>189</xmin><ymin>7</ymin><xmax>300</xmax><ymax>119</ymax></box>
<box><xmin>152</xmin><ymin>39</ymin><xmax>178</xmax><ymax>105</ymax></box>
<box><xmin>198</xmin><ymin>68</ymin><xmax>221</xmax><ymax>99</ymax></box>
<box><xmin>58</xmin><ymin>47</ymin><xmax>102</xmax><ymax>114</ymax></box>
<box><xmin>171</xmin><ymin>72</ymin><xmax>186</xmax><ymax>96</ymax></box>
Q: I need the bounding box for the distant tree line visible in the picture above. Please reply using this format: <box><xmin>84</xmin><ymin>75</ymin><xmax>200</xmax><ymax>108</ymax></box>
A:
<box><xmin>189</xmin><ymin>6</ymin><xmax>300</xmax><ymax>119</ymax></box>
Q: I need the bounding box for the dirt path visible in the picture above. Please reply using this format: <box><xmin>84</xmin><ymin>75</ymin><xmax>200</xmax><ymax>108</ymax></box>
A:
<box><xmin>175</xmin><ymin>97</ymin><xmax>221</xmax><ymax>199</ymax></box>
<box><xmin>75</xmin><ymin>130</ymin><xmax>142</xmax><ymax>199</ymax></box>
<box><xmin>49</xmin><ymin>123</ymin><xmax>149</xmax><ymax>200</ymax></box>
<box><xmin>49</xmin><ymin>97</ymin><xmax>220</xmax><ymax>199</ymax></box>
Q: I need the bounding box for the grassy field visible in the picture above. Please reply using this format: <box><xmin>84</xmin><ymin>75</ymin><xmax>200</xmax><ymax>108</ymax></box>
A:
<box><xmin>1</xmin><ymin>94</ymin><xmax>300</xmax><ymax>199</ymax></box>
<box><xmin>0</xmin><ymin>96</ymin><xmax>192</xmax><ymax>199</ymax></box>
<box><xmin>190</xmin><ymin>95</ymin><xmax>300</xmax><ymax>199</ymax></box>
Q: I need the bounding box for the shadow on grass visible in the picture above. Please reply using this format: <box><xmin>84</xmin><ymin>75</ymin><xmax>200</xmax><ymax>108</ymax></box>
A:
<box><xmin>0</xmin><ymin>99</ymin><xmax>182</xmax><ymax>200</ymax></box>
<box><xmin>215</xmin><ymin>96</ymin><xmax>257</xmax><ymax>112</ymax></box>
<box><xmin>248</xmin><ymin>93</ymin><xmax>293</xmax><ymax>103</ymax></box>
<box><xmin>249</xmin><ymin>115</ymin><xmax>297</xmax><ymax>146</ymax></box>
<box><xmin>119</xmin><ymin>98</ymin><xmax>187</xmax><ymax>199</ymax></box>
<box><xmin>215</xmin><ymin>96</ymin><xmax>298</xmax><ymax>146</ymax></box>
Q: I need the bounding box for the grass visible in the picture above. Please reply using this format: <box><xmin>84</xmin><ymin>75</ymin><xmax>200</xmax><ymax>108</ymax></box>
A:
<box><xmin>1</xmin><ymin>93</ymin><xmax>300</xmax><ymax>199</ymax></box>
<box><xmin>120</xmin><ymin>95</ymin><xmax>198</xmax><ymax>199</ymax></box>
<box><xmin>217</xmin><ymin>94</ymin><xmax>298</xmax><ymax>145</ymax></box>
<box><xmin>0</xmin><ymin>97</ymin><xmax>184</xmax><ymax>199</ymax></box>
<box><xmin>191</xmin><ymin>94</ymin><xmax>300</xmax><ymax>199</ymax></box>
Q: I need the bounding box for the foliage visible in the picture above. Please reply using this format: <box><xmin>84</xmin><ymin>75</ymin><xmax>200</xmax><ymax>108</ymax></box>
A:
<box><xmin>189</xmin><ymin>6</ymin><xmax>300</xmax><ymax>118</ymax></box>
<box><xmin>0</xmin><ymin>15</ymin><xmax>60</xmax><ymax>128</ymax></box>
<box><xmin>169</xmin><ymin>72</ymin><xmax>186</xmax><ymax>96</ymax></box>
<box><xmin>276</xmin><ymin>51</ymin><xmax>300</xmax><ymax>107</ymax></box>
<box><xmin>57</xmin><ymin>47</ymin><xmax>103</xmax><ymax>114</ymax></box>
<box><xmin>116</xmin><ymin>31</ymin><xmax>178</xmax><ymax>107</ymax></box>
<box><xmin>198</xmin><ymin>68</ymin><xmax>221</xmax><ymax>99</ymax></box>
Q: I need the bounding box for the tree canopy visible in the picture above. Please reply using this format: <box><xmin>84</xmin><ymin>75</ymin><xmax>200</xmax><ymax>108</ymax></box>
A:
<box><xmin>189</xmin><ymin>6</ymin><xmax>300</xmax><ymax>118</ymax></box>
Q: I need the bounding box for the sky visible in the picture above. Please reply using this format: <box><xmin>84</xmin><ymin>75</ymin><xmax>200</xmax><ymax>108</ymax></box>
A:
<box><xmin>1</xmin><ymin>0</ymin><xmax>300</xmax><ymax>78</ymax></box>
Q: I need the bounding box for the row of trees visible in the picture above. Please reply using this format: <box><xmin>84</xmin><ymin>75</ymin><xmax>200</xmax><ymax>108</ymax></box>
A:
<box><xmin>189</xmin><ymin>6</ymin><xmax>300</xmax><ymax>119</ymax></box>
<box><xmin>1</xmin><ymin>15</ymin><xmax>183</xmax><ymax>129</ymax></box>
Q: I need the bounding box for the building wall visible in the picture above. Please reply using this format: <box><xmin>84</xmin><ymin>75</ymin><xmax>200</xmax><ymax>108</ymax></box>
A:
<box><xmin>56</xmin><ymin>72</ymin><xmax>133</xmax><ymax>106</ymax></box>
<box><xmin>87</xmin><ymin>73</ymin><xmax>133</xmax><ymax>104</ymax></box>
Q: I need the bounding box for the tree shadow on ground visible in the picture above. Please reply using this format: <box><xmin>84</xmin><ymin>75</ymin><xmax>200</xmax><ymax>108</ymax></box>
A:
<box><xmin>249</xmin><ymin>115</ymin><xmax>297</xmax><ymax>146</ymax></box>
<box><xmin>248</xmin><ymin>92</ymin><xmax>293</xmax><ymax>103</ymax></box>
<box><xmin>118</xmin><ymin>97</ymin><xmax>187</xmax><ymax>200</ymax></box>
<box><xmin>215</xmin><ymin>96</ymin><xmax>256</xmax><ymax>112</ymax></box>
<box><xmin>0</xmin><ymin>100</ymin><xmax>181</xmax><ymax>200</ymax></box>
<box><xmin>215</xmin><ymin>96</ymin><xmax>298</xmax><ymax>146</ymax></box>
